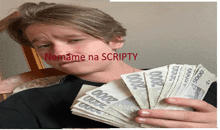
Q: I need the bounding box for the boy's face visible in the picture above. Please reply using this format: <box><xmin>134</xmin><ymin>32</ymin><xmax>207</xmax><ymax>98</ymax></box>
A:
<box><xmin>25</xmin><ymin>23</ymin><xmax>123</xmax><ymax>75</ymax></box>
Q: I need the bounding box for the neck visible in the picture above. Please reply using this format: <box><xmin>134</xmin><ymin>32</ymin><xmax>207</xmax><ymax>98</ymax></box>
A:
<box><xmin>76</xmin><ymin>61</ymin><xmax>141</xmax><ymax>83</ymax></box>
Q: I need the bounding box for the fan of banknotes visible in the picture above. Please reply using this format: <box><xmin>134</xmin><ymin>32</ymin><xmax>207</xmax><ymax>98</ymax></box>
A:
<box><xmin>70</xmin><ymin>64</ymin><xmax>216</xmax><ymax>128</ymax></box>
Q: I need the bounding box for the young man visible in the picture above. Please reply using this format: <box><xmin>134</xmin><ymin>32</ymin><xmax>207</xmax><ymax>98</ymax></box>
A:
<box><xmin>0</xmin><ymin>2</ymin><xmax>216</xmax><ymax>128</ymax></box>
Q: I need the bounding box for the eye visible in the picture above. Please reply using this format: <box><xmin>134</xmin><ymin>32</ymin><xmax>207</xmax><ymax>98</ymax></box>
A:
<box><xmin>68</xmin><ymin>39</ymin><xmax>83</xmax><ymax>43</ymax></box>
<box><xmin>38</xmin><ymin>44</ymin><xmax>51</xmax><ymax>48</ymax></box>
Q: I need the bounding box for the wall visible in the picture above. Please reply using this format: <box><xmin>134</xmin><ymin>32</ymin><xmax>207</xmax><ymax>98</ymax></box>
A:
<box><xmin>0</xmin><ymin>31</ymin><xmax>29</xmax><ymax>79</ymax></box>
<box><xmin>0</xmin><ymin>0</ymin><xmax>217</xmax><ymax>79</ymax></box>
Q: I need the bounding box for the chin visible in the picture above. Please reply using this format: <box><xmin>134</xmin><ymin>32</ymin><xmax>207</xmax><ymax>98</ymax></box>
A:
<box><xmin>58</xmin><ymin>67</ymin><xmax>95</xmax><ymax>75</ymax></box>
<box><xmin>53</xmin><ymin>63</ymin><xmax>108</xmax><ymax>76</ymax></box>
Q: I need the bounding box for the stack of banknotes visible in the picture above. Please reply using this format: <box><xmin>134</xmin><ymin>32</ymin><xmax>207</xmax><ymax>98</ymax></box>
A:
<box><xmin>70</xmin><ymin>64</ymin><xmax>216</xmax><ymax>128</ymax></box>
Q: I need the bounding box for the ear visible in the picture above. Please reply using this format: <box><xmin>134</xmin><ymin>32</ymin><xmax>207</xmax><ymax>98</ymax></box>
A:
<box><xmin>108</xmin><ymin>36</ymin><xmax>124</xmax><ymax>50</ymax></box>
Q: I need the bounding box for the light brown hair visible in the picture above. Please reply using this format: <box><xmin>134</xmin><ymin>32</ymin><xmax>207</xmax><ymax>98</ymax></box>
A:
<box><xmin>6</xmin><ymin>2</ymin><xmax>126</xmax><ymax>47</ymax></box>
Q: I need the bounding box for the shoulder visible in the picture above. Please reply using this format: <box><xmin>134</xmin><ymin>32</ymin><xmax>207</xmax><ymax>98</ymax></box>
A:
<box><xmin>1</xmin><ymin>74</ymin><xmax>88</xmax><ymax>107</ymax></box>
<box><xmin>1</xmin><ymin>75</ymin><xmax>71</xmax><ymax>105</ymax></box>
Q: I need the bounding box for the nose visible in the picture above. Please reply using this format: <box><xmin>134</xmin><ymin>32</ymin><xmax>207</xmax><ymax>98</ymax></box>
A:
<box><xmin>51</xmin><ymin>40</ymin><xmax>74</xmax><ymax>56</ymax></box>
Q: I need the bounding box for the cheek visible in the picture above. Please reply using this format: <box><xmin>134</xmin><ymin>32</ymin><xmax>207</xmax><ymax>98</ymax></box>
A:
<box><xmin>75</xmin><ymin>45</ymin><xmax>82</xmax><ymax>51</ymax></box>
<box><xmin>84</xmin><ymin>43</ymin><xmax>112</xmax><ymax>55</ymax></box>
<box><xmin>38</xmin><ymin>52</ymin><xmax>45</xmax><ymax>59</ymax></box>
<box><xmin>37</xmin><ymin>52</ymin><xmax>57</xmax><ymax>65</ymax></box>
<box><xmin>37</xmin><ymin>51</ymin><xmax>49</xmax><ymax>61</ymax></box>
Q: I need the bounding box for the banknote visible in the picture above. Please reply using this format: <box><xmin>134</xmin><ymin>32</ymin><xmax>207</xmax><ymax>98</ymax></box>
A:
<box><xmin>70</xmin><ymin>64</ymin><xmax>216</xmax><ymax>128</ymax></box>
<box><xmin>181</xmin><ymin>64</ymin><xmax>216</xmax><ymax>99</ymax></box>
<box><xmin>175</xmin><ymin>65</ymin><xmax>196</xmax><ymax>97</ymax></box>
<box><xmin>71</xmin><ymin>84</ymin><xmax>97</xmax><ymax>107</ymax></box>
<box><xmin>73</xmin><ymin>102</ymin><xmax>138</xmax><ymax>127</ymax></box>
<box><xmin>121</xmin><ymin>71</ymin><xmax>157</xmax><ymax>128</ymax></box>
<box><xmin>71</xmin><ymin>107</ymin><xmax>130</xmax><ymax>128</ymax></box>
<box><xmin>77</xmin><ymin>94</ymin><xmax>136</xmax><ymax>124</ymax></box>
<box><xmin>162</xmin><ymin>65</ymin><xmax>196</xmax><ymax>110</ymax></box>
<box><xmin>160</xmin><ymin>65</ymin><xmax>186</xmax><ymax>109</ymax></box>
<box><xmin>86</xmin><ymin>79</ymin><xmax>141</xmax><ymax>119</ymax></box>
<box><xmin>121</xmin><ymin>71</ymin><xmax>149</xmax><ymax>109</ymax></box>
<box><xmin>71</xmin><ymin>84</ymin><xmax>137</xmax><ymax>127</ymax></box>
<box><xmin>154</xmin><ymin>64</ymin><xmax>183</xmax><ymax>109</ymax></box>
<box><xmin>71</xmin><ymin>84</ymin><xmax>124</xmax><ymax>127</ymax></box>
<box><xmin>164</xmin><ymin>64</ymin><xmax>216</xmax><ymax>110</ymax></box>
<box><xmin>144</xmin><ymin>66</ymin><xmax>168</xmax><ymax>109</ymax></box>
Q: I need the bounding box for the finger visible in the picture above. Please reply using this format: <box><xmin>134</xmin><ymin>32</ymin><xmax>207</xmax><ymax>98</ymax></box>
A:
<box><xmin>135</xmin><ymin>117</ymin><xmax>212</xmax><ymax>128</ymax></box>
<box><xmin>164</xmin><ymin>97</ymin><xmax>216</xmax><ymax>112</ymax></box>
<box><xmin>138</xmin><ymin>109</ymin><xmax>215</xmax><ymax>123</ymax></box>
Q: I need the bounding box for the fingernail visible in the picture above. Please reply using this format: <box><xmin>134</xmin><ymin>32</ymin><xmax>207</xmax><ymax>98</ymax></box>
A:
<box><xmin>141</xmin><ymin>111</ymin><xmax>150</xmax><ymax>115</ymax></box>
<box><xmin>138</xmin><ymin>118</ymin><xmax>146</xmax><ymax>122</ymax></box>
<box><xmin>168</xmin><ymin>98</ymin><xmax>176</xmax><ymax>102</ymax></box>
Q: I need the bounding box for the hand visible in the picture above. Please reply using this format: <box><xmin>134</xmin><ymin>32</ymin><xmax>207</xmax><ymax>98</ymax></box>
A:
<box><xmin>135</xmin><ymin>97</ymin><xmax>217</xmax><ymax>128</ymax></box>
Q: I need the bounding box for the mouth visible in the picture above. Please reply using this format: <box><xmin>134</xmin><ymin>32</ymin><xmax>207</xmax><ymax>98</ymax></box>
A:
<box><xmin>58</xmin><ymin>60</ymin><xmax>82</xmax><ymax>66</ymax></box>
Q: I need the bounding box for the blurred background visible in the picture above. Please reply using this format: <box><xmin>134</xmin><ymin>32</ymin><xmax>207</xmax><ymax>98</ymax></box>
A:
<box><xmin>0</xmin><ymin>0</ymin><xmax>217</xmax><ymax>80</ymax></box>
